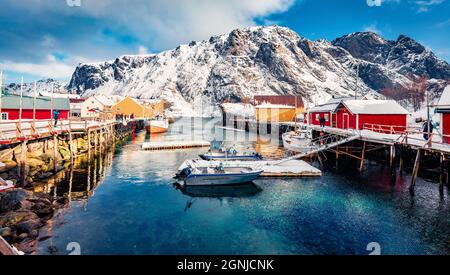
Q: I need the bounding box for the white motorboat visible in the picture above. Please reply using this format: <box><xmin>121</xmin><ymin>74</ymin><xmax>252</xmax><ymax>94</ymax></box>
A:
<box><xmin>183</xmin><ymin>165</ymin><xmax>263</xmax><ymax>186</ymax></box>
<box><xmin>145</xmin><ymin>117</ymin><xmax>169</xmax><ymax>134</ymax></box>
<box><xmin>282</xmin><ymin>130</ymin><xmax>316</xmax><ymax>153</ymax></box>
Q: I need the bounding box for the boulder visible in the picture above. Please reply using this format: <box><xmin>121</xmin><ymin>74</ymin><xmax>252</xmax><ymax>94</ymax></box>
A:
<box><xmin>0</xmin><ymin>189</ymin><xmax>31</xmax><ymax>213</ymax></box>
<box><xmin>58</xmin><ymin>146</ymin><xmax>71</xmax><ymax>160</ymax></box>
<box><xmin>0</xmin><ymin>160</ymin><xmax>17</xmax><ymax>173</ymax></box>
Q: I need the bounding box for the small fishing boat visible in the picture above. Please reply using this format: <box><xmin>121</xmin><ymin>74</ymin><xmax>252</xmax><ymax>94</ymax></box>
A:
<box><xmin>145</xmin><ymin>116</ymin><xmax>169</xmax><ymax>134</ymax></box>
<box><xmin>182</xmin><ymin>165</ymin><xmax>263</xmax><ymax>186</ymax></box>
<box><xmin>282</xmin><ymin>130</ymin><xmax>316</xmax><ymax>153</ymax></box>
<box><xmin>199</xmin><ymin>140</ymin><xmax>262</xmax><ymax>161</ymax></box>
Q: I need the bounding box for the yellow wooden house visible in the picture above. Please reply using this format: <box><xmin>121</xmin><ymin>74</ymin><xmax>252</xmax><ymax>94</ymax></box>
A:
<box><xmin>255</xmin><ymin>104</ymin><xmax>302</xmax><ymax>122</ymax></box>
<box><xmin>111</xmin><ymin>97</ymin><xmax>153</xmax><ymax>118</ymax></box>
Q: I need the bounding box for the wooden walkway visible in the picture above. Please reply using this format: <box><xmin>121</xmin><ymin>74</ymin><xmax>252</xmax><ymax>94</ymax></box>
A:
<box><xmin>0</xmin><ymin>119</ymin><xmax>122</xmax><ymax>145</ymax></box>
<box><xmin>0</xmin><ymin>235</ymin><xmax>22</xmax><ymax>255</ymax></box>
<box><xmin>142</xmin><ymin>140</ymin><xmax>211</xmax><ymax>151</ymax></box>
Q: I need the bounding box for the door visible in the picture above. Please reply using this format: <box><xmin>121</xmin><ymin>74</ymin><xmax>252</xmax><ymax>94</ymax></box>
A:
<box><xmin>343</xmin><ymin>113</ymin><xmax>349</xmax><ymax>129</ymax></box>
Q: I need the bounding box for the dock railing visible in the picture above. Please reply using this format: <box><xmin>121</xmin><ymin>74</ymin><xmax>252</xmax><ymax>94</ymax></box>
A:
<box><xmin>0</xmin><ymin>118</ymin><xmax>118</xmax><ymax>145</ymax></box>
<box><xmin>362</xmin><ymin>123</ymin><xmax>450</xmax><ymax>151</ymax></box>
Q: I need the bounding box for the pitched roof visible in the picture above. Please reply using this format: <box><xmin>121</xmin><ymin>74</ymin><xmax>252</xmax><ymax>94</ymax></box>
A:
<box><xmin>436</xmin><ymin>85</ymin><xmax>450</xmax><ymax>113</ymax></box>
<box><xmin>94</xmin><ymin>95</ymin><xmax>114</xmax><ymax>107</ymax></box>
<box><xmin>339</xmin><ymin>100</ymin><xmax>410</xmax><ymax>115</ymax></box>
<box><xmin>0</xmin><ymin>94</ymin><xmax>70</xmax><ymax>110</ymax></box>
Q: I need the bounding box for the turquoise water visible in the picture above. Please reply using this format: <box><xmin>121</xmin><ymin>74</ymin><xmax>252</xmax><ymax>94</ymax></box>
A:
<box><xmin>37</xmin><ymin>118</ymin><xmax>450</xmax><ymax>255</ymax></box>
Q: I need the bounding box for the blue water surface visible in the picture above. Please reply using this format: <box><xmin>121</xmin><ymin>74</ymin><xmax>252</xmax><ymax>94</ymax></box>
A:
<box><xmin>37</xmin><ymin>119</ymin><xmax>450</xmax><ymax>255</ymax></box>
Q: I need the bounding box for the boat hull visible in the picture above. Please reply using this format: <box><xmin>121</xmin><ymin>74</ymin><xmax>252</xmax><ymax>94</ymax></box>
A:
<box><xmin>146</xmin><ymin>119</ymin><xmax>169</xmax><ymax>134</ymax></box>
<box><xmin>184</xmin><ymin>171</ymin><xmax>263</xmax><ymax>186</ymax></box>
<box><xmin>199</xmin><ymin>154</ymin><xmax>262</xmax><ymax>161</ymax></box>
<box><xmin>282</xmin><ymin>131</ymin><xmax>314</xmax><ymax>153</ymax></box>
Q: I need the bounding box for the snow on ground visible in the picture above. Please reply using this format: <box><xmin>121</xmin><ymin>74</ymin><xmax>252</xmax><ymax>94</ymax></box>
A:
<box><xmin>221</xmin><ymin>103</ymin><xmax>255</xmax><ymax>118</ymax></box>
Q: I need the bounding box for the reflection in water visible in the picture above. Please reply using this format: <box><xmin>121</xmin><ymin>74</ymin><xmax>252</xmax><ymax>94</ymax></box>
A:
<box><xmin>34</xmin><ymin>118</ymin><xmax>450</xmax><ymax>255</ymax></box>
<box><xmin>177</xmin><ymin>183</ymin><xmax>262</xmax><ymax>198</ymax></box>
<box><xmin>33</xmin><ymin>147</ymin><xmax>115</xmax><ymax>203</ymax></box>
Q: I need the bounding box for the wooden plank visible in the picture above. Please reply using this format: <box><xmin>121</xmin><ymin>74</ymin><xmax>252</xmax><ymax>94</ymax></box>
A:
<box><xmin>409</xmin><ymin>149</ymin><xmax>422</xmax><ymax>195</ymax></box>
<box><xmin>0</xmin><ymin>236</ymin><xmax>21</xmax><ymax>255</ymax></box>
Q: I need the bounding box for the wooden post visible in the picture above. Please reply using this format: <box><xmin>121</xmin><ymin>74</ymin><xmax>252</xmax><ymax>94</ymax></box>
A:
<box><xmin>94</xmin><ymin>130</ymin><xmax>98</xmax><ymax>153</ymax></box>
<box><xmin>87</xmin><ymin>130</ymin><xmax>91</xmax><ymax>160</ymax></box>
<box><xmin>20</xmin><ymin>140</ymin><xmax>27</xmax><ymax>186</ymax></box>
<box><xmin>389</xmin><ymin>145</ymin><xmax>395</xmax><ymax>168</ymax></box>
<box><xmin>335</xmin><ymin>146</ymin><xmax>339</xmax><ymax>170</ymax></box>
<box><xmin>399</xmin><ymin>146</ymin><xmax>404</xmax><ymax>176</ymax></box>
<box><xmin>447</xmin><ymin>159</ymin><xmax>450</xmax><ymax>188</ymax></box>
<box><xmin>409</xmin><ymin>149</ymin><xmax>422</xmax><ymax>195</ymax></box>
<box><xmin>53</xmin><ymin>135</ymin><xmax>58</xmax><ymax>172</ymax></box>
<box><xmin>390</xmin><ymin>145</ymin><xmax>397</xmax><ymax>185</ymax></box>
<box><xmin>439</xmin><ymin>154</ymin><xmax>444</xmax><ymax>196</ymax></box>
<box><xmin>359</xmin><ymin>142</ymin><xmax>366</xmax><ymax>172</ymax></box>
<box><xmin>68</xmin><ymin>119</ymin><xmax>74</xmax><ymax>164</ymax></box>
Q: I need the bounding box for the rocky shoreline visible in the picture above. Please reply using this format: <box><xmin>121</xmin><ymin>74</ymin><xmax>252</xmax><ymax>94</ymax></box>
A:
<box><xmin>0</xmin><ymin>135</ymin><xmax>97</xmax><ymax>254</ymax></box>
<box><xmin>0</xmin><ymin>189</ymin><xmax>68</xmax><ymax>254</ymax></box>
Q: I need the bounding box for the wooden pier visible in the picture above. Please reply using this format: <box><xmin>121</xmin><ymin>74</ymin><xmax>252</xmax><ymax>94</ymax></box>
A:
<box><xmin>142</xmin><ymin>140</ymin><xmax>211</xmax><ymax>151</ymax></box>
<box><xmin>0</xmin><ymin>118</ymin><xmax>144</xmax><ymax>187</ymax></box>
<box><xmin>225</xmin><ymin>114</ymin><xmax>450</xmax><ymax>195</ymax></box>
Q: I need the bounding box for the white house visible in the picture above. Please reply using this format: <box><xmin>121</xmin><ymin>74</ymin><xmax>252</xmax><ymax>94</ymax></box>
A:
<box><xmin>80</xmin><ymin>96</ymin><xmax>114</xmax><ymax>118</ymax></box>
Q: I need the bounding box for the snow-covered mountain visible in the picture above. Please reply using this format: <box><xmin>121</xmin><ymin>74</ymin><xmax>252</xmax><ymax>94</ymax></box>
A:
<box><xmin>67</xmin><ymin>26</ymin><xmax>450</xmax><ymax>116</ymax></box>
<box><xmin>5</xmin><ymin>79</ymin><xmax>68</xmax><ymax>96</ymax></box>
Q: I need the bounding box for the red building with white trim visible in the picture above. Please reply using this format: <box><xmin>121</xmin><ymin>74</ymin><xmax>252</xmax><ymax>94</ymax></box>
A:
<box><xmin>335</xmin><ymin>100</ymin><xmax>409</xmax><ymax>133</ymax></box>
<box><xmin>0</xmin><ymin>94</ymin><xmax>70</xmax><ymax>121</ymax></box>
<box><xmin>307</xmin><ymin>97</ymin><xmax>410</xmax><ymax>133</ymax></box>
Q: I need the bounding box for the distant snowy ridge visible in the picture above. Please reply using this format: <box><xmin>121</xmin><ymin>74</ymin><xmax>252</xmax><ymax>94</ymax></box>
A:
<box><xmin>11</xmin><ymin>26</ymin><xmax>450</xmax><ymax>117</ymax></box>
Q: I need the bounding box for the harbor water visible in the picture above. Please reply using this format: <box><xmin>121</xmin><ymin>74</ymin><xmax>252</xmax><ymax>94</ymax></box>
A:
<box><xmin>36</xmin><ymin>118</ymin><xmax>450</xmax><ymax>255</ymax></box>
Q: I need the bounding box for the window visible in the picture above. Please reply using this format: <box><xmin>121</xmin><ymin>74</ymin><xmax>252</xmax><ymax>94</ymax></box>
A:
<box><xmin>324</xmin><ymin>114</ymin><xmax>329</xmax><ymax>122</ymax></box>
<box><xmin>315</xmin><ymin>114</ymin><xmax>320</xmax><ymax>121</ymax></box>
<box><xmin>1</xmin><ymin>112</ymin><xmax>8</xmax><ymax>120</ymax></box>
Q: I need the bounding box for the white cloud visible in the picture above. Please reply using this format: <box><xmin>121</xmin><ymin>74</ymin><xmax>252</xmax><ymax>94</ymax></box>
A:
<box><xmin>137</xmin><ymin>45</ymin><xmax>149</xmax><ymax>55</ymax></box>
<box><xmin>41</xmin><ymin>35</ymin><xmax>56</xmax><ymax>48</ymax></box>
<box><xmin>0</xmin><ymin>56</ymin><xmax>99</xmax><ymax>79</ymax></box>
<box><xmin>0</xmin><ymin>61</ymin><xmax>74</xmax><ymax>79</ymax></box>
<box><xmin>367</xmin><ymin>0</ymin><xmax>383</xmax><ymax>7</ymax></box>
<box><xmin>2</xmin><ymin>0</ymin><xmax>295</xmax><ymax>50</ymax></box>
<box><xmin>415</xmin><ymin>0</ymin><xmax>444</xmax><ymax>13</ymax></box>
<box><xmin>366</xmin><ymin>0</ymin><xmax>400</xmax><ymax>7</ymax></box>
<box><xmin>363</xmin><ymin>23</ymin><xmax>382</xmax><ymax>35</ymax></box>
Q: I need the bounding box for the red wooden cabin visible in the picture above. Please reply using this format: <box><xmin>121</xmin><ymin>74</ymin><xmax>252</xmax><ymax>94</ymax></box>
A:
<box><xmin>334</xmin><ymin>100</ymin><xmax>409</xmax><ymax>133</ymax></box>
<box><xmin>0</xmin><ymin>94</ymin><xmax>70</xmax><ymax>121</ymax></box>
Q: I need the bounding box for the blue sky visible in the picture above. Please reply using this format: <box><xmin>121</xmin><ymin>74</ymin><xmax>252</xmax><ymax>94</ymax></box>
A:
<box><xmin>0</xmin><ymin>0</ymin><xmax>449</xmax><ymax>84</ymax></box>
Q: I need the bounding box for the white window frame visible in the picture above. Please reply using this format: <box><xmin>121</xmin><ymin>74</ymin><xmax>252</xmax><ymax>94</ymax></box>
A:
<box><xmin>315</xmin><ymin>114</ymin><xmax>320</xmax><ymax>121</ymax></box>
<box><xmin>324</xmin><ymin>114</ymin><xmax>329</xmax><ymax>122</ymax></box>
<box><xmin>1</xmin><ymin>112</ymin><xmax>8</xmax><ymax>120</ymax></box>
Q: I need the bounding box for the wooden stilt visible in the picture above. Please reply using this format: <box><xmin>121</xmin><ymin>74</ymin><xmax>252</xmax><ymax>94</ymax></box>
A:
<box><xmin>399</xmin><ymin>146</ymin><xmax>404</xmax><ymax>176</ymax></box>
<box><xmin>335</xmin><ymin>146</ymin><xmax>339</xmax><ymax>170</ymax></box>
<box><xmin>439</xmin><ymin>154</ymin><xmax>444</xmax><ymax>196</ymax></box>
<box><xmin>447</xmin><ymin>159</ymin><xmax>450</xmax><ymax>188</ymax></box>
<box><xmin>53</xmin><ymin>135</ymin><xmax>58</xmax><ymax>172</ymax></box>
<box><xmin>87</xmin><ymin>130</ymin><xmax>91</xmax><ymax>160</ymax></box>
<box><xmin>389</xmin><ymin>145</ymin><xmax>395</xmax><ymax>168</ymax></box>
<box><xmin>359</xmin><ymin>142</ymin><xmax>366</xmax><ymax>172</ymax></box>
<box><xmin>68</xmin><ymin>131</ymin><xmax>74</xmax><ymax>164</ymax></box>
<box><xmin>94</xmin><ymin>130</ymin><xmax>98</xmax><ymax>153</ymax></box>
<box><xmin>409</xmin><ymin>149</ymin><xmax>422</xmax><ymax>195</ymax></box>
<box><xmin>20</xmin><ymin>140</ymin><xmax>27</xmax><ymax>186</ymax></box>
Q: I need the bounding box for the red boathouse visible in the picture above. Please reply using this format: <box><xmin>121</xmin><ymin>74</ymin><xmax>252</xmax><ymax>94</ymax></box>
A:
<box><xmin>334</xmin><ymin>100</ymin><xmax>409</xmax><ymax>133</ymax></box>
<box><xmin>0</xmin><ymin>94</ymin><xmax>70</xmax><ymax>121</ymax></box>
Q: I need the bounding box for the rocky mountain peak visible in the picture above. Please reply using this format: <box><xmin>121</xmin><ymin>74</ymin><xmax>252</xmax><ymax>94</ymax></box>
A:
<box><xmin>66</xmin><ymin>26</ymin><xmax>450</xmax><ymax>116</ymax></box>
